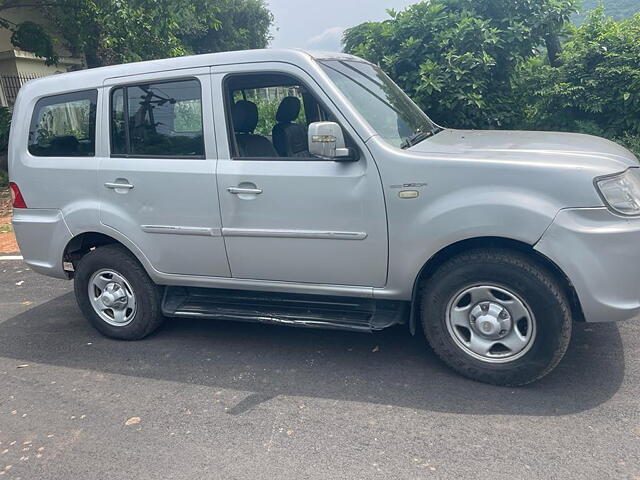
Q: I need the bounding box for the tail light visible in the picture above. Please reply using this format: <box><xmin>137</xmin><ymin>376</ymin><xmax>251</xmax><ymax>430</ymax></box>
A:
<box><xmin>9</xmin><ymin>182</ymin><xmax>27</xmax><ymax>209</ymax></box>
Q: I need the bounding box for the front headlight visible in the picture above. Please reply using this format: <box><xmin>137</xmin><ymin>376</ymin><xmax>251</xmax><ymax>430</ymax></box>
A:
<box><xmin>595</xmin><ymin>168</ymin><xmax>640</xmax><ymax>216</ymax></box>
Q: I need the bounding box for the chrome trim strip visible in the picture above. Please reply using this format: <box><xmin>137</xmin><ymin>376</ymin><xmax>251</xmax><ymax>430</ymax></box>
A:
<box><xmin>141</xmin><ymin>225</ymin><xmax>222</xmax><ymax>237</ymax></box>
<box><xmin>221</xmin><ymin>228</ymin><xmax>367</xmax><ymax>240</ymax></box>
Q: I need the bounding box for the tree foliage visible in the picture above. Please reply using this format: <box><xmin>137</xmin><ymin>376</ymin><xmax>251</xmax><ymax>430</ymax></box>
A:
<box><xmin>343</xmin><ymin>1</ymin><xmax>640</xmax><ymax>156</ymax></box>
<box><xmin>10</xmin><ymin>20</ymin><xmax>58</xmax><ymax>65</ymax></box>
<box><xmin>180</xmin><ymin>0</ymin><xmax>273</xmax><ymax>55</ymax></box>
<box><xmin>0</xmin><ymin>1</ymin><xmax>58</xmax><ymax>65</ymax></box>
<box><xmin>0</xmin><ymin>106</ymin><xmax>10</xmax><ymax>152</ymax></box>
<box><xmin>49</xmin><ymin>0</ymin><xmax>222</xmax><ymax>67</ymax></box>
<box><xmin>0</xmin><ymin>0</ymin><xmax>273</xmax><ymax>68</ymax></box>
<box><xmin>515</xmin><ymin>9</ymin><xmax>640</xmax><ymax>146</ymax></box>
<box><xmin>343</xmin><ymin>0</ymin><xmax>579</xmax><ymax>130</ymax></box>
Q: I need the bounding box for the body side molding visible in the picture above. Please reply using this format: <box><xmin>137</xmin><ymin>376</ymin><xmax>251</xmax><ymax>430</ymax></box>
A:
<box><xmin>221</xmin><ymin>228</ymin><xmax>367</xmax><ymax>240</ymax></box>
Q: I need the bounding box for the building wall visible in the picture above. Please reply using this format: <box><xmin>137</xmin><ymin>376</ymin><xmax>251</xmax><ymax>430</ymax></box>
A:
<box><xmin>0</xmin><ymin>3</ymin><xmax>85</xmax><ymax>106</ymax></box>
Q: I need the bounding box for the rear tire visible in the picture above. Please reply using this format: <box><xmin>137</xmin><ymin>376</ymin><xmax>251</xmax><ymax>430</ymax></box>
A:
<box><xmin>420</xmin><ymin>248</ymin><xmax>572</xmax><ymax>386</ymax></box>
<box><xmin>74</xmin><ymin>244</ymin><xmax>164</xmax><ymax>340</ymax></box>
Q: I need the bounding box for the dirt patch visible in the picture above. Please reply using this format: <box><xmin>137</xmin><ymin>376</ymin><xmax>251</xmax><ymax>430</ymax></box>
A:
<box><xmin>0</xmin><ymin>233</ymin><xmax>17</xmax><ymax>253</ymax></box>
<box><xmin>0</xmin><ymin>186</ymin><xmax>18</xmax><ymax>253</ymax></box>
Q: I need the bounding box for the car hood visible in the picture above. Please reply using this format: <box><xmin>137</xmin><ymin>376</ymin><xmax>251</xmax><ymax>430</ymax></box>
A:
<box><xmin>409</xmin><ymin>129</ymin><xmax>638</xmax><ymax>171</ymax></box>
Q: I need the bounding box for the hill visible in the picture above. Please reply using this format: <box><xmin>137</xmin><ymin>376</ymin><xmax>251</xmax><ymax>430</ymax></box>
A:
<box><xmin>575</xmin><ymin>0</ymin><xmax>640</xmax><ymax>22</ymax></box>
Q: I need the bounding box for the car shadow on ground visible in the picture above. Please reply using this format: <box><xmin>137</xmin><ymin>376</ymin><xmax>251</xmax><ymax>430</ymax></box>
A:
<box><xmin>0</xmin><ymin>291</ymin><xmax>625</xmax><ymax>417</ymax></box>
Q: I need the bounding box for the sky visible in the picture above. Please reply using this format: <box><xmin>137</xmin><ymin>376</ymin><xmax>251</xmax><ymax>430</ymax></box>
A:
<box><xmin>266</xmin><ymin>0</ymin><xmax>417</xmax><ymax>52</ymax></box>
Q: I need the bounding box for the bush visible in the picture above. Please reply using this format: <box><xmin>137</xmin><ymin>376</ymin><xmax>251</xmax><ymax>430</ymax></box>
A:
<box><xmin>514</xmin><ymin>9</ymin><xmax>640</xmax><ymax>142</ymax></box>
<box><xmin>343</xmin><ymin>3</ymin><xmax>639</xmax><ymax>157</ymax></box>
<box><xmin>0</xmin><ymin>169</ymin><xmax>7</xmax><ymax>188</ymax></box>
<box><xmin>616</xmin><ymin>134</ymin><xmax>640</xmax><ymax>158</ymax></box>
<box><xmin>0</xmin><ymin>107</ymin><xmax>9</xmax><ymax>178</ymax></box>
<box><xmin>0</xmin><ymin>107</ymin><xmax>10</xmax><ymax>154</ymax></box>
<box><xmin>343</xmin><ymin>0</ymin><xmax>579</xmax><ymax>129</ymax></box>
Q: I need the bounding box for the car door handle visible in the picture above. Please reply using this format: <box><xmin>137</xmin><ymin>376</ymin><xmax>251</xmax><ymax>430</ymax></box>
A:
<box><xmin>105</xmin><ymin>182</ymin><xmax>134</xmax><ymax>190</ymax></box>
<box><xmin>227</xmin><ymin>187</ymin><xmax>263</xmax><ymax>195</ymax></box>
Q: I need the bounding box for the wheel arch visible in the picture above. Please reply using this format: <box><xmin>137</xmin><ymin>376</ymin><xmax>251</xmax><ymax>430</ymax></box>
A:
<box><xmin>63</xmin><ymin>230</ymin><xmax>155</xmax><ymax>280</ymax></box>
<box><xmin>408</xmin><ymin>236</ymin><xmax>584</xmax><ymax>335</ymax></box>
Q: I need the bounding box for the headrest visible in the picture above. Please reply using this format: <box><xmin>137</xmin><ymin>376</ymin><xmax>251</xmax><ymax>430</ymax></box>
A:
<box><xmin>232</xmin><ymin>100</ymin><xmax>258</xmax><ymax>133</ymax></box>
<box><xmin>276</xmin><ymin>96</ymin><xmax>301</xmax><ymax>123</ymax></box>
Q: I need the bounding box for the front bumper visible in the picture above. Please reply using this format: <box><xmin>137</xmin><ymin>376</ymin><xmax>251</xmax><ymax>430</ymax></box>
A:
<box><xmin>12</xmin><ymin>208</ymin><xmax>72</xmax><ymax>279</ymax></box>
<box><xmin>535</xmin><ymin>207</ymin><xmax>640</xmax><ymax>323</ymax></box>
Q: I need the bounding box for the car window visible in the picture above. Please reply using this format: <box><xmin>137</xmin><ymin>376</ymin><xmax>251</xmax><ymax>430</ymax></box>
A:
<box><xmin>231</xmin><ymin>87</ymin><xmax>307</xmax><ymax>139</ymax></box>
<box><xmin>110</xmin><ymin>78</ymin><xmax>204</xmax><ymax>158</ymax></box>
<box><xmin>319</xmin><ymin>60</ymin><xmax>439</xmax><ymax>149</ymax></box>
<box><xmin>224</xmin><ymin>73</ymin><xmax>337</xmax><ymax>160</ymax></box>
<box><xmin>28</xmin><ymin>90</ymin><xmax>97</xmax><ymax>157</ymax></box>
<box><xmin>174</xmin><ymin>99</ymin><xmax>203</xmax><ymax>133</ymax></box>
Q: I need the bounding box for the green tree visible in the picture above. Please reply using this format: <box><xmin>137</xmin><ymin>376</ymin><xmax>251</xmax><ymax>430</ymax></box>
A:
<box><xmin>515</xmin><ymin>8</ymin><xmax>640</xmax><ymax>152</ymax></box>
<box><xmin>342</xmin><ymin>0</ymin><xmax>578</xmax><ymax>129</ymax></box>
<box><xmin>0</xmin><ymin>0</ymin><xmax>58</xmax><ymax>65</ymax></box>
<box><xmin>49</xmin><ymin>0</ymin><xmax>223</xmax><ymax>68</ymax></box>
<box><xmin>181</xmin><ymin>0</ymin><xmax>273</xmax><ymax>54</ymax></box>
<box><xmin>0</xmin><ymin>0</ymin><xmax>273</xmax><ymax>68</ymax></box>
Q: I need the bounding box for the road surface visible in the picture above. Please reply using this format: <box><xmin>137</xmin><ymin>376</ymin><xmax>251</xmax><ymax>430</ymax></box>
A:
<box><xmin>1</xmin><ymin>259</ymin><xmax>639</xmax><ymax>479</ymax></box>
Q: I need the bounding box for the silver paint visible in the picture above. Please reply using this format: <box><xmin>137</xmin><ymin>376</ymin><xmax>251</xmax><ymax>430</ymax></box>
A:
<box><xmin>8</xmin><ymin>49</ymin><xmax>640</xmax><ymax>324</ymax></box>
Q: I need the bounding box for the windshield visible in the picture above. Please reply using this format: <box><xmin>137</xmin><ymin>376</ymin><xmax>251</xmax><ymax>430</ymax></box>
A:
<box><xmin>318</xmin><ymin>60</ymin><xmax>440</xmax><ymax>149</ymax></box>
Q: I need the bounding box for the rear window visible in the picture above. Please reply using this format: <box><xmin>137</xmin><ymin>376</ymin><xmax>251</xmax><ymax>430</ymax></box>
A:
<box><xmin>28</xmin><ymin>90</ymin><xmax>97</xmax><ymax>157</ymax></box>
<box><xmin>110</xmin><ymin>78</ymin><xmax>204</xmax><ymax>158</ymax></box>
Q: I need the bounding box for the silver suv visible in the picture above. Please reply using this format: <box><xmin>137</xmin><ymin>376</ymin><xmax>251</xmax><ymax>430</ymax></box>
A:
<box><xmin>9</xmin><ymin>50</ymin><xmax>640</xmax><ymax>386</ymax></box>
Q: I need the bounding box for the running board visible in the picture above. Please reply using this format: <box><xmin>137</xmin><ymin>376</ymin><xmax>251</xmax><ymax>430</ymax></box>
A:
<box><xmin>162</xmin><ymin>286</ymin><xmax>408</xmax><ymax>332</ymax></box>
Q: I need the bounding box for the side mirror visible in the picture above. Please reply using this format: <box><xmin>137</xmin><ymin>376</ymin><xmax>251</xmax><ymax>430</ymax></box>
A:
<box><xmin>308</xmin><ymin>122</ymin><xmax>358</xmax><ymax>162</ymax></box>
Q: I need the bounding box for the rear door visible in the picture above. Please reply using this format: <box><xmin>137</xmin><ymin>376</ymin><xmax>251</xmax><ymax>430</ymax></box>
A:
<box><xmin>98</xmin><ymin>69</ymin><xmax>230</xmax><ymax>277</ymax></box>
<box><xmin>211</xmin><ymin>62</ymin><xmax>388</xmax><ymax>287</ymax></box>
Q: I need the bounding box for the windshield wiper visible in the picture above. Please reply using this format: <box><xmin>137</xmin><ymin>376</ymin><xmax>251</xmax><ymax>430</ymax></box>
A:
<box><xmin>400</xmin><ymin>126</ymin><xmax>445</xmax><ymax>149</ymax></box>
<box><xmin>401</xmin><ymin>130</ymin><xmax>432</xmax><ymax>149</ymax></box>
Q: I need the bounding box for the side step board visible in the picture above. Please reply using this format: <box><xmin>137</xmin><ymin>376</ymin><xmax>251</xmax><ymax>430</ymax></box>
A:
<box><xmin>162</xmin><ymin>286</ymin><xmax>408</xmax><ymax>333</ymax></box>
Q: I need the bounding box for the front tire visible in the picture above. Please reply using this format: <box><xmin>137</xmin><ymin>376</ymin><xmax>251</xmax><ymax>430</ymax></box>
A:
<box><xmin>420</xmin><ymin>248</ymin><xmax>572</xmax><ymax>386</ymax></box>
<box><xmin>74</xmin><ymin>244</ymin><xmax>164</xmax><ymax>340</ymax></box>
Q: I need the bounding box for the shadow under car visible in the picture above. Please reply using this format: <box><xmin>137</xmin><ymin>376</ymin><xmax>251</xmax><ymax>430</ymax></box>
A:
<box><xmin>0</xmin><ymin>291</ymin><xmax>625</xmax><ymax>416</ymax></box>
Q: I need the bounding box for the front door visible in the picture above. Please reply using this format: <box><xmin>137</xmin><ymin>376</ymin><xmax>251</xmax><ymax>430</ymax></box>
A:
<box><xmin>212</xmin><ymin>63</ymin><xmax>388</xmax><ymax>287</ymax></box>
<box><xmin>98</xmin><ymin>69</ymin><xmax>230</xmax><ymax>277</ymax></box>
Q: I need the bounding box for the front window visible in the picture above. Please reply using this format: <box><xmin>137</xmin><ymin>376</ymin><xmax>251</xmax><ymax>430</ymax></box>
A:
<box><xmin>318</xmin><ymin>60</ymin><xmax>440</xmax><ymax>149</ymax></box>
<box><xmin>223</xmin><ymin>72</ymin><xmax>340</xmax><ymax>159</ymax></box>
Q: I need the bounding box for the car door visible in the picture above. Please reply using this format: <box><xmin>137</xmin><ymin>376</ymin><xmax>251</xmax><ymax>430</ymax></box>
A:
<box><xmin>211</xmin><ymin>63</ymin><xmax>388</xmax><ymax>287</ymax></box>
<box><xmin>98</xmin><ymin>69</ymin><xmax>231</xmax><ymax>277</ymax></box>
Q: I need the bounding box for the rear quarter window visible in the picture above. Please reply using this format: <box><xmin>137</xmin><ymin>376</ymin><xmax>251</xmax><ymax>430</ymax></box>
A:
<box><xmin>28</xmin><ymin>90</ymin><xmax>98</xmax><ymax>157</ymax></box>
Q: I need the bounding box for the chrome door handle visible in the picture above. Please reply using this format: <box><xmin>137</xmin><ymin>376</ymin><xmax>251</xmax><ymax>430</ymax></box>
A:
<box><xmin>105</xmin><ymin>182</ymin><xmax>134</xmax><ymax>190</ymax></box>
<box><xmin>227</xmin><ymin>187</ymin><xmax>263</xmax><ymax>195</ymax></box>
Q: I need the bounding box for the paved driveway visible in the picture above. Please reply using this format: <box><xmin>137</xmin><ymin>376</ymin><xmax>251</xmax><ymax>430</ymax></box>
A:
<box><xmin>1</xmin><ymin>259</ymin><xmax>639</xmax><ymax>479</ymax></box>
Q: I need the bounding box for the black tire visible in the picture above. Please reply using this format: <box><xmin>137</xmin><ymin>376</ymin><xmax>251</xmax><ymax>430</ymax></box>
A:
<box><xmin>420</xmin><ymin>248</ymin><xmax>572</xmax><ymax>386</ymax></box>
<box><xmin>74</xmin><ymin>244</ymin><xmax>164</xmax><ymax>340</ymax></box>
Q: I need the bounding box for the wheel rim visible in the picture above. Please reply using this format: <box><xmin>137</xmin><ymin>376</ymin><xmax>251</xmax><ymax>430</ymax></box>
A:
<box><xmin>88</xmin><ymin>269</ymin><xmax>137</xmax><ymax>327</ymax></box>
<box><xmin>445</xmin><ymin>284</ymin><xmax>536</xmax><ymax>364</ymax></box>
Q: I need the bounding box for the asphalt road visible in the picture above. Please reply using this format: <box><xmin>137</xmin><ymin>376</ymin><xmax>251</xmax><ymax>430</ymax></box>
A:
<box><xmin>1</xmin><ymin>258</ymin><xmax>639</xmax><ymax>479</ymax></box>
